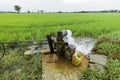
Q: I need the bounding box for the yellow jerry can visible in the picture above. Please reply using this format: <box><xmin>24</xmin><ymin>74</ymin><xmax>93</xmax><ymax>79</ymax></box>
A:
<box><xmin>72</xmin><ymin>51</ymin><xmax>84</xmax><ymax>66</ymax></box>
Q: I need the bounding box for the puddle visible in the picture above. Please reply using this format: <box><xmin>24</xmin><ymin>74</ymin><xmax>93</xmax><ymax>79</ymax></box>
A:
<box><xmin>42</xmin><ymin>37</ymin><xmax>95</xmax><ymax>80</ymax></box>
<box><xmin>42</xmin><ymin>54</ymin><xmax>88</xmax><ymax>80</ymax></box>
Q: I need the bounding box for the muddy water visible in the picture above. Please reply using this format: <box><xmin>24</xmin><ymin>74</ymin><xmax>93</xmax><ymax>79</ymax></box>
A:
<box><xmin>42</xmin><ymin>54</ymin><xmax>88</xmax><ymax>80</ymax></box>
<box><xmin>42</xmin><ymin>37</ymin><xmax>94</xmax><ymax>80</ymax></box>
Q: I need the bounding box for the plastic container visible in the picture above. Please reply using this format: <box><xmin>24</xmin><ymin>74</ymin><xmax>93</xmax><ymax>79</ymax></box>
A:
<box><xmin>72</xmin><ymin>51</ymin><xmax>84</xmax><ymax>66</ymax></box>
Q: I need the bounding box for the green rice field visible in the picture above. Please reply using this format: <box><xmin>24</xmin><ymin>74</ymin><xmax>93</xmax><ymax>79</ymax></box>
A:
<box><xmin>0</xmin><ymin>13</ymin><xmax>120</xmax><ymax>41</ymax></box>
<box><xmin>0</xmin><ymin>13</ymin><xmax>120</xmax><ymax>80</ymax></box>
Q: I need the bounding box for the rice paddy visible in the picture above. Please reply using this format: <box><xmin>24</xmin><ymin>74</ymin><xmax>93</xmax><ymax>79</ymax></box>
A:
<box><xmin>0</xmin><ymin>13</ymin><xmax>120</xmax><ymax>79</ymax></box>
<box><xmin>0</xmin><ymin>13</ymin><xmax>120</xmax><ymax>41</ymax></box>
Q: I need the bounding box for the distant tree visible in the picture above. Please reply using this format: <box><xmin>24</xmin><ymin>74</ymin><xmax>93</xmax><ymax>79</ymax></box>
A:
<box><xmin>40</xmin><ymin>10</ymin><xmax>44</xmax><ymax>13</ymax></box>
<box><xmin>58</xmin><ymin>11</ymin><xmax>62</xmax><ymax>13</ymax></box>
<box><xmin>27</xmin><ymin>10</ymin><xmax>31</xmax><ymax>13</ymax></box>
<box><xmin>14</xmin><ymin>5</ymin><xmax>21</xmax><ymax>13</ymax></box>
<box><xmin>37</xmin><ymin>10</ymin><xmax>44</xmax><ymax>13</ymax></box>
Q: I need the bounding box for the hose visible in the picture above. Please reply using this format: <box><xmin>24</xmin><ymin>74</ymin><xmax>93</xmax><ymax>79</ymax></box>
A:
<box><xmin>0</xmin><ymin>43</ymin><xmax>5</xmax><ymax>61</ymax></box>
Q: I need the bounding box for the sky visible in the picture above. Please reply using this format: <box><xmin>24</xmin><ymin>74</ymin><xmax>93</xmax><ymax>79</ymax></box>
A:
<box><xmin>0</xmin><ymin>0</ymin><xmax>120</xmax><ymax>12</ymax></box>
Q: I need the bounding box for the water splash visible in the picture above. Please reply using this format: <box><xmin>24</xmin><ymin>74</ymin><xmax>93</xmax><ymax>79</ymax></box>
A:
<box><xmin>63</xmin><ymin>30</ymin><xmax>94</xmax><ymax>55</ymax></box>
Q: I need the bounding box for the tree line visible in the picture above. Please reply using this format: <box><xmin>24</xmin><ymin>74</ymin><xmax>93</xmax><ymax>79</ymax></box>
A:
<box><xmin>0</xmin><ymin>5</ymin><xmax>120</xmax><ymax>13</ymax></box>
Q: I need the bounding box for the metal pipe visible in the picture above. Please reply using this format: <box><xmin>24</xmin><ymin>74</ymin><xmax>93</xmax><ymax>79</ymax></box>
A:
<box><xmin>47</xmin><ymin>35</ymin><xmax>54</xmax><ymax>53</ymax></box>
<box><xmin>0</xmin><ymin>39</ymin><xmax>47</xmax><ymax>44</ymax></box>
<box><xmin>0</xmin><ymin>43</ymin><xmax>5</xmax><ymax>61</ymax></box>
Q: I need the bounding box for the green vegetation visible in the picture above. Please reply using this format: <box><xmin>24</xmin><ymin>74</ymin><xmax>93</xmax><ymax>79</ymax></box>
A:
<box><xmin>0</xmin><ymin>13</ymin><xmax>120</xmax><ymax>79</ymax></box>
<box><xmin>0</xmin><ymin>49</ymin><xmax>42</xmax><ymax>80</ymax></box>
<box><xmin>80</xmin><ymin>59</ymin><xmax>120</xmax><ymax>80</ymax></box>
<box><xmin>0</xmin><ymin>13</ymin><xmax>120</xmax><ymax>41</ymax></box>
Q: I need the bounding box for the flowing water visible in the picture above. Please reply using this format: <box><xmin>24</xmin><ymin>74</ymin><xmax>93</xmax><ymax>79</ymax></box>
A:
<box><xmin>63</xmin><ymin>30</ymin><xmax>95</xmax><ymax>55</ymax></box>
<box><xmin>75</xmin><ymin>37</ymin><xmax>95</xmax><ymax>55</ymax></box>
<box><xmin>42</xmin><ymin>29</ymin><xmax>95</xmax><ymax>80</ymax></box>
<box><xmin>42</xmin><ymin>36</ymin><xmax>95</xmax><ymax>80</ymax></box>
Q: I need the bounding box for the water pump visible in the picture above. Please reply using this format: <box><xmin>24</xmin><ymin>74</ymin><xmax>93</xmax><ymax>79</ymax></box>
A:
<box><xmin>47</xmin><ymin>30</ymin><xmax>84</xmax><ymax>66</ymax></box>
<box><xmin>47</xmin><ymin>30</ymin><xmax>76</xmax><ymax>59</ymax></box>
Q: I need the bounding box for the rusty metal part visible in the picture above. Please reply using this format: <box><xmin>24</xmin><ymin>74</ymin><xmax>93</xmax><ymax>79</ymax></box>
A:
<box><xmin>46</xmin><ymin>35</ymin><xmax>55</xmax><ymax>53</ymax></box>
<box><xmin>57</xmin><ymin>30</ymin><xmax>67</xmax><ymax>41</ymax></box>
<box><xmin>56</xmin><ymin>30</ymin><xmax>75</xmax><ymax>59</ymax></box>
<box><xmin>46</xmin><ymin>30</ymin><xmax>76</xmax><ymax>60</ymax></box>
